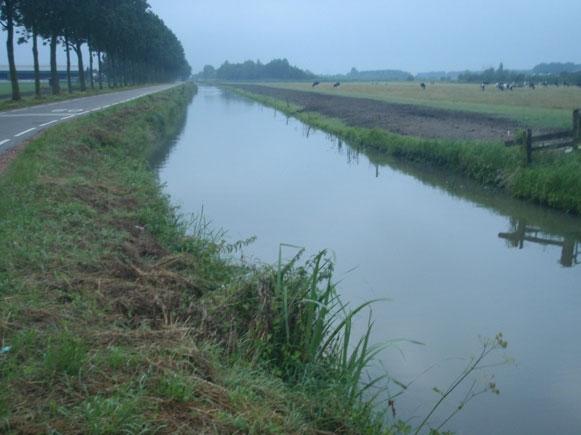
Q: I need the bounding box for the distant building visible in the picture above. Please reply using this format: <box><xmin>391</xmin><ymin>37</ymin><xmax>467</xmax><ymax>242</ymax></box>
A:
<box><xmin>0</xmin><ymin>65</ymin><xmax>80</xmax><ymax>81</ymax></box>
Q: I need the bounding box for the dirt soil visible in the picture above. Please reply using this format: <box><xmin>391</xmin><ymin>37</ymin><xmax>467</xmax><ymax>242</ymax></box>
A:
<box><xmin>0</xmin><ymin>140</ymin><xmax>26</xmax><ymax>173</ymax></box>
<box><xmin>236</xmin><ymin>84</ymin><xmax>524</xmax><ymax>141</ymax></box>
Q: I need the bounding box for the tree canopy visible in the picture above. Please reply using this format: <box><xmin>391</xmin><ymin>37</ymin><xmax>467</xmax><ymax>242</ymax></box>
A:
<box><xmin>1</xmin><ymin>0</ymin><xmax>191</xmax><ymax>100</ymax></box>
<box><xmin>197</xmin><ymin>58</ymin><xmax>315</xmax><ymax>81</ymax></box>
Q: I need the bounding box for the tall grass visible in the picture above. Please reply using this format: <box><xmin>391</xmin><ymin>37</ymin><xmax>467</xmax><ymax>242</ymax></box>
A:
<box><xmin>273</xmin><ymin>246</ymin><xmax>385</xmax><ymax>396</ymax></box>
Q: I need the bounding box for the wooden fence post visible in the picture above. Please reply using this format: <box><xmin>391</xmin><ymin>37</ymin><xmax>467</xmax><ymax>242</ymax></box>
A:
<box><xmin>573</xmin><ymin>109</ymin><xmax>581</xmax><ymax>151</ymax></box>
<box><xmin>524</xmin><ymin>128</ymin><xmax>532</xmax><ymax>166</ymax></box>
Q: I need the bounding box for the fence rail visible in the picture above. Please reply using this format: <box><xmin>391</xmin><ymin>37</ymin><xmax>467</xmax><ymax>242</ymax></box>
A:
<box><xmin>505</xmin><ymin>109</ymin><xmax>581</xmax><ymax>166</ymax></box>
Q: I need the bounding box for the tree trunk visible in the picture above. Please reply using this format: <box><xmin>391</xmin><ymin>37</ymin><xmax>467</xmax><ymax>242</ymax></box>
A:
<box><xmin>111</xmin><ymin>56</ymin><xmax>117</xmax><ymax>88</ymax></box>
<box><xmin>75</xmin><ymin>42</ymin><xmax>86</xmax><ymax>91</ymax></box>
<box><xmin>32</xmin><ymin>27</ymin><xmax>41</xmax><ymax>98</ymax></box>
<box><xmin>5</xmin><ymin>0</ymin><xmax>20</xmax><ymax>101</ymax></box>
<box><xmin>88</xmin><ymin>43</ymin><xmax>94</xmax><ymax>90</ymax></box>
<box><xmin>50</xmin><ymin>33</ymin><xmax>60</xmax><ymax>95</ymax></box>
<box><xmin>65</xmin><ymin>33</ymin><xmax>72</xmax><ymax>93</ymax></box>
<box><xmin>97</xmin><ymin>50</ymin><xmax>103</xmax><ymax>89</ymax></box>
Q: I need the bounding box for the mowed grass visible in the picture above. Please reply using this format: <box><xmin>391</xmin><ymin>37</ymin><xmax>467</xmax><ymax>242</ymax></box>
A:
<box><xmin>0</xmin><ymin>81</ymin><xmax>88</xmax><ymax>98</ymax></box>
<box><xmin>259</xmin><ymin>81</ymin><xmax>581</xmax><ymax>129</ymax></box>
<box><xmin>0</xmin><ymin>81</ymin><xmax>40</xmax><ymax>97</ymax></box>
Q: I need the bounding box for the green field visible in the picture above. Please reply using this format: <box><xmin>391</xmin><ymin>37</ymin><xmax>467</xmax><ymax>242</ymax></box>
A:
<box><xmin>0</xmin><ymin>82</ymin><xmax>37</xmax><ymax>97</ymax></box>
<box><xmin>260</xmin><ymin>81</ymin><xmax>581</xmax><ymax>129</ymax></box>
<box><xmin>0</xmin><ymin>82</ymin><xmax>89</xmax><ymax>98</ymax></box>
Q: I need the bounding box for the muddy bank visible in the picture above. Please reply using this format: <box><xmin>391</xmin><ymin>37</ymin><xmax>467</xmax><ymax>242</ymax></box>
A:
<box><xmin>235</xmin><ymin>84</ymin><xmax>523</xmax><ymax>141</ymax></box>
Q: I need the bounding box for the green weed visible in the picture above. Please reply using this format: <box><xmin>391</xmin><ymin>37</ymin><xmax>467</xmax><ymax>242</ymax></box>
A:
<box><xmin>82</xmin><ymin>392</ymin><xmax>150</xmax><ymax>435</ymax></box>
<box><xmin>44</xmin><ymin>331</ymin><xmax>88</xmax><ymax>377</ymax></box>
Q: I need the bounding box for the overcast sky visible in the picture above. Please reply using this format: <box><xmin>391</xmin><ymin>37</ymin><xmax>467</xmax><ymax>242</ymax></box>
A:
<box><xmin>2</xmin><ymin>0</ymin><xmax>580</xmax><ymax>74</ymax></box>
<box><xmin>148</xmin><ymin>0</ymin><xmax>581</xmax><ymax>74</ymax></box>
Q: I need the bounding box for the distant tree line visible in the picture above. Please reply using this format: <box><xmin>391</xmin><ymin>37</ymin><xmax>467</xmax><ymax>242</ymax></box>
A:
<box><xmin>0</xmin><ymin>0</ymin><xmax>191</xmax><ymax>101</ymax></box>
<box><xmin>197</xmin><ymin>59</ymin><xmax>315</xmax><ymax>81</ymax></box>
<box><xmin>335</xmin><ymin>67</ymin><xmax>413</xmax><ymax>81</ymax></box>
<box><xmin>458</xmin><ymin>63</ymin><xmax>528</xmax><ymax>84</ymax></box>
<box><xmin>532</xmin><ymin>62</ymin><xmax>581</xmax><ymax>75</ymax></box>
<box><xmin>458</xmin><ymin>62</ymin><xmax>581</xmax><ymax>86</ymax></box>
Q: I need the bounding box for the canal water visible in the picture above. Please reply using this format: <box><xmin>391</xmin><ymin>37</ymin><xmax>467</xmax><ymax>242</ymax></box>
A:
<box><xmin>155</xmin><ymin>86</ymin><xmax>581</xmax><ymax>434</ymax></box>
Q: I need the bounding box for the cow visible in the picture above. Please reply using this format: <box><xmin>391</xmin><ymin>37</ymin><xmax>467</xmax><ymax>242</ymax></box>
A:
<box><xmin>312</xmin><ymin>81</ymin><xmax>320</xmax><ymax>87</ymax></box>
<box><xmin>420</xmin><ymin>83</ymin><xmax>426</xmax><ymax>90</ymax></box>
<box><xmin>481</xmin><ymin>83</ymin><xmax>486</xmax><ymax>91</ymax></box>
<box><xmin>333</xmin><ymin>82</ymin><xmax>341</xmax><ymax>88</ymax></box>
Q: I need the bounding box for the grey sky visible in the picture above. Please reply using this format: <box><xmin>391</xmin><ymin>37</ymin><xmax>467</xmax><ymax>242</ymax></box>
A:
<box><xmin>1</xmin><ymin>0</ymin><xmax>579</xmax><ymax>74</ymax></box>
<box><xmin>148</xmin><ymin>0</ymin><xmax>581</xmax><ymax>74</ymax></box>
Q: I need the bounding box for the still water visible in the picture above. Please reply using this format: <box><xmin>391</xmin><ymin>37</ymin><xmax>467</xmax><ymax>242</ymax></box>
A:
<box><xmin>156</xmin><ymin>87</ymin><xmax>581</xmax><ymax>434</ymax></box>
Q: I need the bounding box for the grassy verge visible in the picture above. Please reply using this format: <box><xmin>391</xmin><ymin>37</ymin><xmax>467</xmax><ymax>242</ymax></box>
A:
<box><xmin>229</xmin><ymin>87</ymin><xmax>581</xmax><ymax>215</ymax></box>
<box><xmin>0</xmin><ymin>82</ymin><xmax>400</xmax><ymax>433</ymax></box>
<box><xmin>0</xmin><ymin>84</ymin><xmax>147</xmax><ymax>113</ymax></box>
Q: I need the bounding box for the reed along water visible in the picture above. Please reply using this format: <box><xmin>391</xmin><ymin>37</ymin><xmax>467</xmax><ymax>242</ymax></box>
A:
<box><xmin>155</xmin><ymin>86</ymin><xmax>581</xmax><ymax>435</ymax></box>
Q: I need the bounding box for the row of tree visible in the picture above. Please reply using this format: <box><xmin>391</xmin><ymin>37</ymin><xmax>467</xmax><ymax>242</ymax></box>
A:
<box><xmin>197</xmin><ymin>59</ymin><xmax>315</xmax><ymax>81</ymax></box>
<box><xmin>327</xmin><ymin>67</ymin><xmax>413</xmax><ymax>82</ymax></box>
<box><xmin>458</xmin><ymin>63</ymin><xmax>528</xmax><ymax>84</ymax></box>
<box><xmin>458</xmin><ymin>62</ymin><xmax>581</xmax><ymax>86</ymax></box>
<box><xmin>0</xmin><ymin>0</ymin><xmax>191</xmax><ymax>101</ymax></box>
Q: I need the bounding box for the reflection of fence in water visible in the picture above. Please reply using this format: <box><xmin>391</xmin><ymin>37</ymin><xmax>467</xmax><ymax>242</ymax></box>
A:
<box><xmin>498</xmin><ymin>220</ymin><xmax>580</xmax><ymax>267</ymax></box>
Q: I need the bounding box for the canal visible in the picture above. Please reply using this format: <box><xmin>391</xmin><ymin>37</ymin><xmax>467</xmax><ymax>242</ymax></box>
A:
<box><xmin>155</xmin><ymin>86</ymin><xmax>581</xmax><ymax>434</ymax></box>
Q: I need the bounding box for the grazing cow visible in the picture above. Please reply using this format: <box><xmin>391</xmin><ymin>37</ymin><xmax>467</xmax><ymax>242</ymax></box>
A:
<box><xmin>496</xmin><ymin>82</ymin><xmax>505</xmax><ymax>91</ymax></box>
<box><xmin>530</xmin><ymin>83</ymin><xmax>536</xmax><ymax>90</ymax></box>
<box><xmin>420</xmin><ymin>82</ymin><xmax>426</xmax><ymax>90</ymax></box>
<box><xmin>333</xmin><ymin>82</ymin><xmax>341</xmax><ymax>88</ymax></box>
<box><xmin>312</xmin><ymin>81</ymin><xmax>320</xmax><ymax>87</ymax></box>
<box><xmin>481</xmin><ymin>83</ymin><xmax>486</xmax><ymax>91</ymax></box>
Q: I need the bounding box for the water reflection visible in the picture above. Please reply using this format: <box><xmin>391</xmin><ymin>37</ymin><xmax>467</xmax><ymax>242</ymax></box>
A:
<box><xmin>149</xmin><ymin>103</ymin><xmax>189</xmax><ymax>171</ymax></box>
<box><xmin>315</xmin><ymin>124</ymin><xmax>581</xmax><ymax>270</ymax></box>
<box><xmin>499</xmin><ymin>219</ymin><xmax>580</xmax><ymax>267</ymax></box>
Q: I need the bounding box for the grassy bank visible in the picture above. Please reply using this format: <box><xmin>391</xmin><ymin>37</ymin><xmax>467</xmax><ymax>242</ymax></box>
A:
<box><xmin>0</xmin><ymin>83</ymin><xmax>400</xmax><ymax>433</ymax></box>
<box><xmin>230</xmin><ymin>87</ymin><xmax>581</xmax><ymax>215</ymax></box>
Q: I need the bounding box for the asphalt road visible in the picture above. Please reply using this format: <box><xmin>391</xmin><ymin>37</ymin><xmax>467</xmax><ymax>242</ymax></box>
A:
<box><xmin>0</xmin><ymin>83</ymin><xmax>178</xmax><ymax>155</ymax></box>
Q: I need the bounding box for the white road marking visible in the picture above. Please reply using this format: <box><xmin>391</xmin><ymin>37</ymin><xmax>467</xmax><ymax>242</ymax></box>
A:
<box><xmin>14</xmin><ymin>128</ymin><xmax>36</xmax><ymax>137</ymax></box>
<box><xmin>0</xmin><ymin>114</ymin><xmax>66</xmax><ymax>118</ymax></box>
<box><xmin>40</xmin><ymin>120</ymin><xmax>60</xmax><ymax>127</ymax></box>
<box><xmin>0</xmin><ymin>139</ymin><xmax>10</xmax><ymax>146</ymax></box>
<box><xmin>52</xmin><ymin>109</ymin><xmax>67</xmax><ymax>113</ymax></box>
